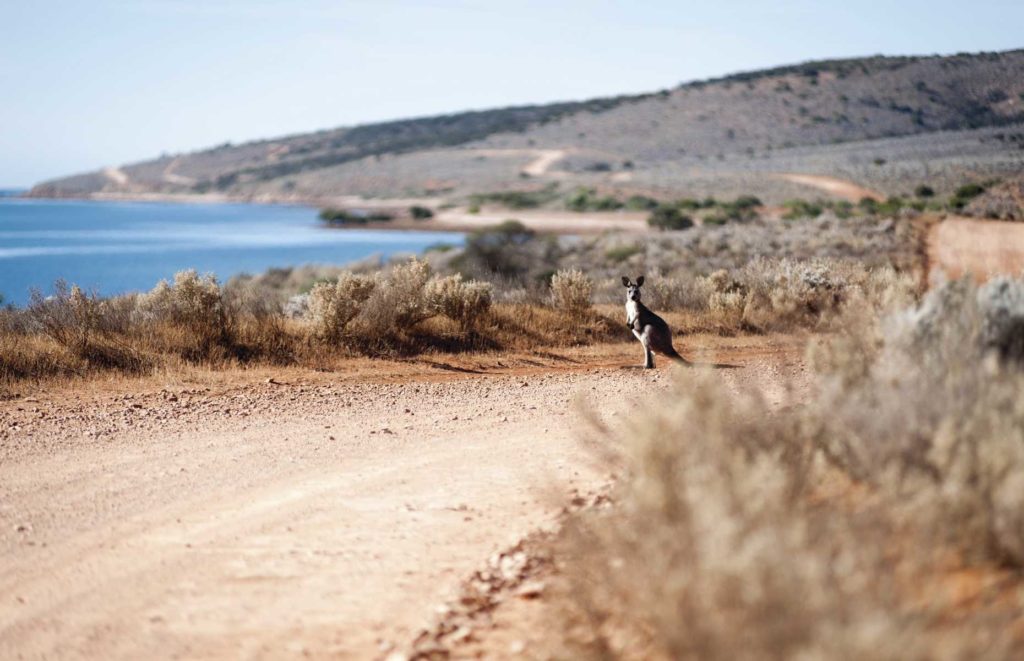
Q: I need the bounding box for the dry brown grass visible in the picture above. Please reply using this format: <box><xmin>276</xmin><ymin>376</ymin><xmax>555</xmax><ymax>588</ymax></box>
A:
<box><xmin>564</xmin><ymin>277</ymin><xmax>1024</xmax><ymax>660</ymax></box>
<box><xmin>1</xmin><ymin>257</ymin><xmax>914</xmax><ymax>392</ymax></box>
<box><xmin>0</xmin><ymin>262</ymin><xmax>625</xmax><ymax>392</ymax></box>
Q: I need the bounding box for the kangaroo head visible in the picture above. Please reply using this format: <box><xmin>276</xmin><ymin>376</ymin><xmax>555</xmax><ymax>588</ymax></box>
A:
<box><xmin>621</xmin><ymin>275</ymin><xmax>645</xmax><ymax>302</ymax></box>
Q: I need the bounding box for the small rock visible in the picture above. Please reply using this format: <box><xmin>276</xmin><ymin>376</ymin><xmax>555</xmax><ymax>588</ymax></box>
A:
<box><xmin>515</xmin><ymin>581</ymin><xmax>546</xmax><ymax>599</ymax></box>
<box><xmin>450</xmin><ymin>626</ymin><xmax>473</xmax><ymax>643</ymax></box>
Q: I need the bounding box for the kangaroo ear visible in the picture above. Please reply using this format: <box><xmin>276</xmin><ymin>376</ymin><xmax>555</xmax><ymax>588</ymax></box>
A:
<box><xmin>636</xmin><ymin>276</ymin><xmax>645</xmax><ymax>287</ymax></box>
<box><xmin>621</xmin><ymin>276</ymin><xmax>631</xmax><ymax>287</ymax></box>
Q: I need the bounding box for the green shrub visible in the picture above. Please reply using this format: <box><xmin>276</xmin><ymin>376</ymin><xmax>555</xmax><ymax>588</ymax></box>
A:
<box><xmin>877</xmin><ymin>196</ymin><xmax>907</xmax><ymax>216</ymax></box>
<box><xmin>717</xmin><ymin>195</ymin><xmax>763</xmax><ymax>221</ymax></box>
<box><xmin>858</xmin><ymin>197</ymin><xmax>879</xmax><ymax>214</ymax></box>
<box><xmin>832</xmin><ymin>200</ymin><xmax>854</xmax><ymax>218</ymax></box>
<box><xmin>457</xmin><ymin>220</ymin><xmax>537</xmax><ymax>278</ymax></box>
<box><xmin>950</xmin><ymin>182</ymin><xmax>987</xmax><ymax>210</ymax></box>
<box><xmin>605</xmin><ymin>244</ymin><xmax>642</xmax><ymax>263</ymax></box>
<box><xmin>782</xmin><ymin>199</ymin><xmax>824</xmax><ymax>219</ymax></box>
<box><xmin>470</xmin><ymin>185</ymin><xmax>559</xmax><ymax>210</ymax></box>
<box><xmin>318</xmin><ymin>208</ymin><xmax>393</xmax><ymax>224</ymax></box>
<box><xmin>319</xmin><ymin>208</ymin><xmax>366</xmax><ymax>224</ymax></box>
<box><xmin>914</xmin><ymin>185</ymin><xmax>935</xmax><ymax>198</ymax></box>
<box><xmin>625</xmin><ymin>195</ymin><xmax>659</xmax><ymax>211</ymax></box>
<box><xmin>648</xmin><ymin>205</ymin><xmax>694</xmax><ymax>230</ymax></box>
<box><xmin>732</xmin><ymin>194</ymin><xmax>762</xmax><ymax>210</ymax></box>
<box><xmin>409</xmin><ymin>205</ymin><xmax>434</xmax><ymax>220</ymax></box>
<box><xmin>566</xmin><ymin>187</ymin><xmax>624</xmax><ymax>212</ymax></box>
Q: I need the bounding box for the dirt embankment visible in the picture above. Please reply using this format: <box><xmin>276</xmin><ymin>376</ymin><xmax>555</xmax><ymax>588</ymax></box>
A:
<box><xmin>927</xmin><ymin>215</ymin><xmax>1024</xmax><ymax>282</ymax></box>
<box><xmin>0</xmin><ymin>337</ymin><xmax>804</xmax><ymax>659</ymax></box>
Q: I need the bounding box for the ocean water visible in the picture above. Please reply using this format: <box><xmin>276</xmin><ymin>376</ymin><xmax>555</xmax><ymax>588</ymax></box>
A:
<box><xmin>0</xmin><ymin>198</ymin><xmax>463</xmax><ymax>305</ymax></box>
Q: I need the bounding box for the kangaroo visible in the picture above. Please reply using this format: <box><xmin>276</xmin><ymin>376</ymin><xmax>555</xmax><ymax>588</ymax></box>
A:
<box><xmin>622</xmin><ymin>276</ymin><xmax>690</xmax><ymax>369</ymax></box>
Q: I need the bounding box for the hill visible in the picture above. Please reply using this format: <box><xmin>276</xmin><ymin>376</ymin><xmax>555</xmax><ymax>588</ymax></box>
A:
<box><xmin>30</xmin><ymin>49</ymin><xmax>1024</xmax><ymax>204</ymax></box>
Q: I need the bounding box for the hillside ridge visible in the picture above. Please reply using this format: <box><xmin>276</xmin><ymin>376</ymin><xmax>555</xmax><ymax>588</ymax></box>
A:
<box><xmin>30</xmin><ymin>48</ymin><xmax>1024</xmax><ymax>202</ymax></box>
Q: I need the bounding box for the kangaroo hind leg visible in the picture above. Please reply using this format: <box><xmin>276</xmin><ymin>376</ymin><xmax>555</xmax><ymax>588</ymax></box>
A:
<box><xmin>641</xmin><ymin>328</ymin><xmax>655</xmax><ymax>369</ymax></box>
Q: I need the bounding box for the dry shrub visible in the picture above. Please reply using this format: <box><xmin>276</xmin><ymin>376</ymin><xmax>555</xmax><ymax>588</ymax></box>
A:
<box><xmin>423</xmin><ymin>274</ymin><xmax>493</xmax><ymax>328</ymax></box>
<box><xmin>22</xmin><ymin>281</ymin><xmax>147</xmax><ymax>373</ymax></box>
<box><xmin>305</xmin><ymin>259</ymin><xmax>495</xmax><ymax>352</ymax></box>
<box><xmin>570</xmin><ymin>376</ymin><xmax>936</xmax><ymax>660</ymax></box>
<box><xmin>738</xmin><ymin>258</ymin><xmax>915</xmax><ymax>332</ymax></box>
<box><xmin>568</xmin><ymin>277</ymin><xmax>1024</xmax><ymax>659</ymax></box>
<box><xmin>643</xmin><ymin>274</ymin><xmax>712</xmax><ymax>311</ymax></box>
<box><xmin>307</xmin><ymin>273</ymin><xmax>376</xmax><ymax>340</ymax></box>
<box><xmin>811</xmin><ymin>277</ymin><xmax>1024</xmax><ymax>565</ymax></box>
<box><xmin>357</xmin><ymin>258</ymin><xmax>435</xmax><ymax>334</ymax></box>
<box><xmin>599</xmin><ymin>260</ymin><xmax>915</xmax><ymax>335</ymax></box>
<box><xmin>225</xmin><ymin>284</ymin><xmax>297</xmax><ymax>363</ymax></box>
<box><xmin>137</xmin><ymin>270</ymin><xmax>231</xmax><ymax>358</ymax></box>
<box><xmin>550</xmin><ymin>269</ymin><xmax>593</xmax><ymax>315</ymax></box>
<box><xmin>26</xmin><ymin>281</ymin><xmax>101</xmax><ymax>353</ymax></box>
<box><xmin>0</xmin><ymin>332</ymin><xmax>77</xmax><ymax>385</ymax></box>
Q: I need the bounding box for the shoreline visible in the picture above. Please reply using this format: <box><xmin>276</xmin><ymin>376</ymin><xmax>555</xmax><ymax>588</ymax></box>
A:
<box><xmin>21</xmin><ymin>191</ymin><xmax>651</xmax><ymax>235</ymax></box>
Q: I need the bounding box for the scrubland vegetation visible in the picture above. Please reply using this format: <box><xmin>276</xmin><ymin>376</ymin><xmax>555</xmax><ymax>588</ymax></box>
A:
<box><xmin>458</xmin><ymin>175</ymin><xmax>1017</xmax><ymax>227</ymax></box>
<box><xmin>564</xmin><ymin>275</ymin><xmax>1024</xmax><ymax>659</ymax></box>
<box><xmin>1</xmin><ymin>200</ymin><xmax>921</xmax><ymax>390</ymax></box>
<box><xmin>0</xmin><ymin>186</ymin><xmax>926</xmax><ymax>390</ymax></box>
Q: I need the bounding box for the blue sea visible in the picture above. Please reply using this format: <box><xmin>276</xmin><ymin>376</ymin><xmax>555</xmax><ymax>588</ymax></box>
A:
<box><xmin>0</xmin><ymin>196</ymin><xmax>463</xmax><ymax>306</ymax></box>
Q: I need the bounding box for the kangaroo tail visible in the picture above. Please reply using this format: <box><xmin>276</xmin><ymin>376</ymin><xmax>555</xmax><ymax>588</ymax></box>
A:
<box><xmin>665</xmin><ymin>346</ymin><xmax>692</xmax><ymax>365</ymax></box>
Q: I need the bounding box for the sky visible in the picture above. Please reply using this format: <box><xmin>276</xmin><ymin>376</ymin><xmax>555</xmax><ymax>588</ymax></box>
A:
<box><xmin>1</xmin><ymin>0</ymin><xmax>1022</xmax><ymax>187</ymax></box>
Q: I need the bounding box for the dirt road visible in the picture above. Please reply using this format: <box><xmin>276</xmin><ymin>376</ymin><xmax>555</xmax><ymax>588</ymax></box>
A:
<box><xmin>0</xmin><ymin>339</ymin><xmax>801</xmax><ymax>659</ymax></box>
<box><xmin>463</xmin><ymin>149</ymin><xmax>567</xmax><ymax>177</ymax></box>
<box><xmin>927</xmin><ymin>215</ymin><xmax>1024</xmax><ymax>282</ymax></box>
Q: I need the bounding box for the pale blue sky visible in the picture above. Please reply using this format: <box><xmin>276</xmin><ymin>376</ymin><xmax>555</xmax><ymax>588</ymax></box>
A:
<box><xmin>1</xmin><ymin>0</ymin><xmax>1022</xmax><ymax>186</ymax></box>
